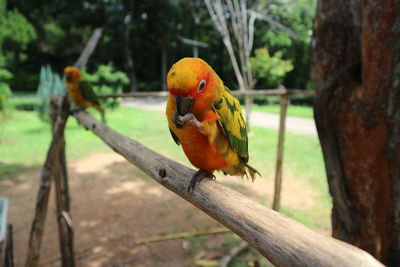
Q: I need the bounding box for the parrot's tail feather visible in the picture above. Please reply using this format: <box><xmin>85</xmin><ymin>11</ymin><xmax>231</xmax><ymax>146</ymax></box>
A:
<box><xmin>245</xmin><ymin>163</ymin><xmax>260</xmax><ymax>182</ymax></box>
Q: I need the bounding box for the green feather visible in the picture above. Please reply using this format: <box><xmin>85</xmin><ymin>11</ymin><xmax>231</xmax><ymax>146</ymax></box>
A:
<box><xmin>213</xmin><ymin>86</ymin><xmax>249</xmax><ymax>162</ymax></box>
<box><xmin>79</xmin><ymin>80</ymin><xmax>100</xmax><ymax>106</ymax></box>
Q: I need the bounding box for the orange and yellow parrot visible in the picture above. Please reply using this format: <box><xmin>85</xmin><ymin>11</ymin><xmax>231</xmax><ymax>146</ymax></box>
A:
<box><xmin>64</xmin><ymin>66</ymin><xmax>105</xmax><ymax>123</ymax></box>
<box><xmin>166</xmin><ymin>58</ymin><xmax>259</xmax><ymax>192</ymax></box>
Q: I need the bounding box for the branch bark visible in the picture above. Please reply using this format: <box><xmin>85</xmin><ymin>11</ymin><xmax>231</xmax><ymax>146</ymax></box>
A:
<box><xmin>74</xmin><ymin>28</ymin><xmax>103</xmax><ymax>69</ymax></box>
<box><xmin>71</xmin><ymin>110</ymin><xmax>382</xmax><ymax>267</ymax></box>
<box><xmin>25</xmin><ymin>95</ymin><xmax>70</xmax><ymax>267</ymax></box>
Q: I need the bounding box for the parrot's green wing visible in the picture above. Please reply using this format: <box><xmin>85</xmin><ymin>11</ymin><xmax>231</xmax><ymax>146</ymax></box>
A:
<box><xmin>169</xmin><ymin>128</ymin><xmax>180</xmax><ymax>145</ymax></box>
<box><xmin>213</xmin><ymin>86</ymin><xmax>249</xmax><ymax>162</ymax></box>
<box><xmin>79</xmin><ymin>80</ymin><xmax>101</xmax><ymax>106</ymax></box>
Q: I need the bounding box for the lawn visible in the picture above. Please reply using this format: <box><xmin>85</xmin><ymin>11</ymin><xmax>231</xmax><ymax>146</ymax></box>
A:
<box><xmin>253</xmin><ymin>104</ymin><xmax>314</xmax><ymax>119</ymax></box>
<box><xmin>0</xmin><ymin>106</ymin><xmax>330</xmax><ymax>231</ymax></box>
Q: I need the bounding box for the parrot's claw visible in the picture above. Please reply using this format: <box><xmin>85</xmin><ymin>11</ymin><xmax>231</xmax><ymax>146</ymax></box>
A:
<box><xmin>173</xmin><ymin>112</ymin><xmax>203</xmax><ymax>131</ymax></box>
<box><xmin>188</xmin><ymin>169</ymin><xmax>215</xmax><ymax>193</ymax></box>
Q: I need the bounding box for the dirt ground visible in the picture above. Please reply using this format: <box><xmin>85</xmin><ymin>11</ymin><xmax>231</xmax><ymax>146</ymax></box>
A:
<box><xmin>1</xmin><ymin>152</ymin><xmax>323</xmax><ymax>266</ymax></box>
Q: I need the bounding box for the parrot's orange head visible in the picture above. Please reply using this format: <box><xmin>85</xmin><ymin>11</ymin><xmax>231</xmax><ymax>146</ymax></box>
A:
<box><xmin>167</xmin><ymin>57</ymin><xmax>220</xmax><ymax>116</ymax></box>
<box><xmin>64</xmin><ymin>66</ymin><xmax>82</xmax><ymax>83</ymax></box>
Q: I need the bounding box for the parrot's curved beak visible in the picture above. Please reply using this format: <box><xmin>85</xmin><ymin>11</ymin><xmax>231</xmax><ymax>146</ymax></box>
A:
<box><xmin>176</xmin><ymin>96</ymin><xmax>194</xmax><ymax>116</ymax></box>
<box><xmin>174</xmin><ymin>96</ymin><xmax>194</xmax><ymax>129</ymax></box>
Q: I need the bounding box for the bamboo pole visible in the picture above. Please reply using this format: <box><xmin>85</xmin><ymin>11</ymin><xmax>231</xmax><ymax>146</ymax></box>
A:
<box><xmin>25</xmin><ymin>95</ymin><xmax>70</xmax><ymax>267</ymax></box>
<box><xmin>272</xmin><ymin>92</ymin><xmax>289</xmax><ymax>211</ymax></box>
<box><xmin>97</xmin><ymin>89</ymin><xmax>315</xmax><ymax>99</ymax></box>
<box><xmin>71</xmin><ymin>110</ymin><xmax>382</xmax><ymax>267</ymax></box>
<box><xmin>136</xmin><ymin>227</ymin><xmax>229</xmax><ymax>245</ymax></box>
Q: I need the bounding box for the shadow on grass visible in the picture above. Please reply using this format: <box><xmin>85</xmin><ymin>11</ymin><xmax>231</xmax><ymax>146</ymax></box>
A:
<box><xmin>0</xmin><ymin>162</ymin><xmax>32</xmax><ymax>180</ymax></box>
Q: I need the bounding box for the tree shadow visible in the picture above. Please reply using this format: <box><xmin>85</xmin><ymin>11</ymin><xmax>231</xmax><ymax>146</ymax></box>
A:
<box><xmin>0</xmin><ymin>162</ymin><xmax>32</xmax><ymax>181</ymax></box>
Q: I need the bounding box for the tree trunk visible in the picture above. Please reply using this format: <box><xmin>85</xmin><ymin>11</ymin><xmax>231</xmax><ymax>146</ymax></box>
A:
<box><xmin>312</xmin><ymin>1</ymin><xmax>400</xmax><ymax>265</ymax></box>
<box><xmin>123</xmin><ymin>22</ymin><xmax>138</xmax><ymax>92</ymax></box>
<box><xmin>161</xmin><ymin>43</ymin><xmax>167</xmax><ymax>91</ymax></box>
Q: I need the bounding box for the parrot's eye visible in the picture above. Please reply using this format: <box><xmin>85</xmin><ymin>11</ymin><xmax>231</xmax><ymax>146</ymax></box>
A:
<box><xmin>198</xmin><ymin>80</ymin><xmax>206</xmax><ymax>92</ymax></box>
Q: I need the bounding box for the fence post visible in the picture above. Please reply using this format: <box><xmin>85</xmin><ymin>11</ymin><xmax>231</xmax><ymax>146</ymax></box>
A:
<box><xmin>25</xmin><ymin>95</ymin><xmax>70</xmax><ymax>267</ymax></box>
<box><xmin>51</xmin><ymin>98</ymin><xmax>75</xmax><ymax>267</ymax></box>
<box><xmin>245</xmin><ymin>95</ymin><xmax>253</xmax><ymax>131</ymax></box>
<box><xmin>4</xmin><ymin>224</ymin><xmax>14</xmax><ymax>267</ymax></box>
<box><xmin>272</xmin><ymin>90</ymin><xmax>289</xmax><ymax>211</ymax></box>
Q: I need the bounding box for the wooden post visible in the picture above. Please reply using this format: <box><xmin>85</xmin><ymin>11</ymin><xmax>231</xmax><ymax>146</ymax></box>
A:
<box><xmin>25</xmin><ymin>95</ymin><xmax>70</xmax><ymax>267</ymax></box>
<box><xmin>4</xmin><ymin>224</ymin><xmax>14</xmax><ymax>267</ymax></box>
<box><xmin>272</xmin><ymin>91</ymin><xmax>289</xmax><ymax>211</ymax></box>
<box><xmin>51</xmin><ymin>98</ymin><xmax>75</xmax><ymax>267</ymax></box>
<box><xmin>245</xmin><ymin>95</ymin><xmax>252</xmax><ymax>131</ymax></box>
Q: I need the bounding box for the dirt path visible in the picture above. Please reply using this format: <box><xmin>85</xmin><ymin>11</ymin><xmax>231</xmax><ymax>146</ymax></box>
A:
<box><xmin>1</xmin><ymin>151</ymin><xmax>320</xmax><ymax>266</ymax></box>
<box><xmin>122</xmin><ymin>98</ymin><xmax>317</xmax><ymax>135</ymax></box>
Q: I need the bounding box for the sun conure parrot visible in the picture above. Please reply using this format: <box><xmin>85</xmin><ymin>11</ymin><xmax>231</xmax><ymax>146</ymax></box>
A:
<box><xmin>166</xmin><ymin>57</ymin><xmax>259</xmax><ymax>192</ymax></box>
<box><xmin>63</xmin><ymin>66</ymin><xmax>105</xmax><ymax>123</ymax></box>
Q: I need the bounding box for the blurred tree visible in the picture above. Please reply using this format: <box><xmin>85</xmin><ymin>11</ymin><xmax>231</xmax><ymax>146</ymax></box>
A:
<box><xmin>0</xmin><ymin>0</ymin><xmax>36</xmax><ymax>66</ymax></box>
<box><xmin>6</xmin><ymin>0</ymin><xmax>315</xmax><ymax>93</ymax></box>
<box><xmin>250</xmin><ymin>47</ymin><xmax>293</xmax><ymax>88</ymax></box>
<box><xmin>313</xmin><ymin>0</ymin><xmax>400</xmax><ymax>265</ymax></box>
<box><xmin>0</xmin><ymin>68</ymin><xmax>12</xmax><ymax>112</ymax></box>
<box><xmin>253</xmin><ymin>0</ymin><xmax>315</xmax><ymax>89</ymax></box>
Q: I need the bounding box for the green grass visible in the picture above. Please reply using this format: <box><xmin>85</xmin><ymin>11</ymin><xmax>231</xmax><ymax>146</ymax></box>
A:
<box><xmin>253</xmin><ymin>104</ymin><xmax>314</xmax><ymax>119</ymax></box>
<box><xmin>0</xmin><ymin>107</ymin><xmax>189</xmax><ymax>178</ymax></box>
<box><xmin>0</xmin><ymin>107</ymin><xmax>330</xmax><ymax>231</ymax></box>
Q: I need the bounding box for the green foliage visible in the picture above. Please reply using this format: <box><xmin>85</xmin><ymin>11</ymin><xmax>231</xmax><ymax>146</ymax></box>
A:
<box><xmin>0</xmin><ymin>68</ymin><xmax>12</xmax><ymax>112</ymax></box>
<box><xmin>36</xmin><ymin>65</ymin><xmax>65</xmax><ymax>121</ymax></box>
<box><xmin>5</xmin><ymin>0</ymin><xmax>316</xmax><ymax>92</ymax></box>
<box><xmin>0</xmin><ymin>0</ymin><xmax>36</xmax><ymax>66</ymax></box>
<box><xmin>83</xmin><ymin>64</ymin><xmax>129</xmax><ymax>109</ymax></box>
<box><xmin>256</xmin><ymin>0</ymin><xmax>316</xmax><ymax>88</ymax></box>
<box><xmin>250</xmin><ymin>47</ymin><xmax>293</xmax><ymax>88</ymax></box>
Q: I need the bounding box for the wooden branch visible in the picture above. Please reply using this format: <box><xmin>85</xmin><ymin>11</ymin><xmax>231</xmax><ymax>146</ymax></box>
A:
<box><xmin>72</xmin><ymin>111</ymin><xmax>383</xmax><ymax>267</ymax></box>
<box><xmin>74</xmin><ymin>28</ymin><xmax>103</xmax><ymax>69</ymax></box>
<box><xmin>97</xmin><ymin>89</ymin><xmax>315</xmax><ymax>99</ymax></box>
<box><xmin>205</xmin><ymin>0</ymin><xmax>246</xmax><ymax>91</ymax></box>
<box><xmin>252</xmin><ymin>11</ymin><xmax>299</xmax><ymax>40</ymax></box>
<box><xmin>5</xmin><ymin>224</ymin><xmax>14</xmax><ymax>267</ymax></box>
<box><xmin>136</xmin><ymin>227</ymin><xmax>230</xmax><ymax>245</ymax></box>
<box><xmin>26</xmin><ymin>95</ymin><xmax>70</xmax><ymax>267</ymax></box>
<box><xmin>219</xmin><ymin>241</ymin><xmax>248</xmax><ymax>267</ymax></box>
<box><xmin>54</xmin><ymin>148</ymin><xmax>75</xmax><ymax>266</ymax></box>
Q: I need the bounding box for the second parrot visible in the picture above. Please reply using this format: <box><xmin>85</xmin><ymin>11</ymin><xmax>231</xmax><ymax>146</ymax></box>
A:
<box><xmin>64</xmin><ymin>66</ymin><xmax>106</xmax><ymax>123</ymax></box>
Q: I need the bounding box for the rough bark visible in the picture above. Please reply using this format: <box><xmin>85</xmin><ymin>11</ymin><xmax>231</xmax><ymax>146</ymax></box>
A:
<box><xmin>25</xmin><ymin>95</ymin><xmax>70</xmax><ymax>267</ymax></box>
<box><xmin>312</xmin><ymin>0</ymin><xmax>400</xmax><ymax>265</ymax></box>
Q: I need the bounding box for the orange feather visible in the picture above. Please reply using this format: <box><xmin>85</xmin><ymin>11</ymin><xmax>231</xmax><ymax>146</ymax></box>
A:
<box><xmin>166</xmin><ymin>58</ymin><xmax>259</xmax><ymax>179</ymax></box>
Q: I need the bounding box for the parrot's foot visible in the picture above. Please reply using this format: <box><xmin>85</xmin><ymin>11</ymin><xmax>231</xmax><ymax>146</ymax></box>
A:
<box><xmin>173</xmin><ymin>112</ymin><xmax>203</xmax><ymax>131</ymax></box>
<box><xmin>188</xmin><ymin>169</ymin><xmax>215</xmax><ymax>193</ymax></box>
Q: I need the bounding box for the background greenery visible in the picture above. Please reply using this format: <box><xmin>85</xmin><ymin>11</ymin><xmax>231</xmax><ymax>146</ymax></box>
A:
<box><xmin>2</xmin><ymin>0</ymin><xmax>316</xmax><ymax>93</ymax></box>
